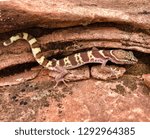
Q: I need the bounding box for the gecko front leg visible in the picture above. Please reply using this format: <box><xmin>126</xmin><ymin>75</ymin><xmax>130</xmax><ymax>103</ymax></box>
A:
<box><xmin>101</xmin><ymin>60</ymin><xmax>108</xmax><ymax>67</ymax></box>
<box><xmin>51</xmin><ymin>66</ymin><xmax>70</xmax><ymax>88</ymax></box>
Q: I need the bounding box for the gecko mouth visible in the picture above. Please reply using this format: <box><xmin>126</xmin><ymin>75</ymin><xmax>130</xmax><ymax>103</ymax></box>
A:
<box><xmin>131</xmin><ymin>56</ymin><xmax>138</xmax><ymax>63</ymax></box>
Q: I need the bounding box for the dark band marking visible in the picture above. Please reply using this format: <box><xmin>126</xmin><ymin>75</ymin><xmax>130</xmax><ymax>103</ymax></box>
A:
<box><xmin>35</xmin><ymin>52</ymin><xmax>45</xmax><ymax>59</ymax></box>
<box><xmin>103</xmin><ymin>50</ymin><xmax>113</xmax><ymax>59</ymax></box>
<box><xmin>80</xmin><ymin>51</ymin><xmax>89</xmax><ymax>63</ymax></box>
<box><xmin>18</xmin><ymin>33</ymin><xmax>23</xmax><ymax>38</ymax></box>
<box><xmin>27</xmin><ymin>34</ymin><xmax>35</xmax><ymax>41</ymax></box>
<box><xmin>41</xmin><ymin>59</ymin><xmax>49</xmax><ymax>67</ymax></box>
<box><xmin>67</xmin><ymin>54</ymin><xmax>78</xmax><ymax>66</ymax></box>
<box><xmin>51</xmin><ymin>59</ymin><xmax>57</xmax><ymax>67</ymax></box>
<box><xmin>31</xmin><ymin>43</ymin><xmax>40</xmax><ymax>48</ymax></box>
<box><xmin>92</xmin><ymin>50</ymin><xmax>107</xmax><ymax>60</ymax></box>
<box><xmin>58</xmin><ymin>59</ymin><xmax>65</xmax><ymax>67</ymax></box>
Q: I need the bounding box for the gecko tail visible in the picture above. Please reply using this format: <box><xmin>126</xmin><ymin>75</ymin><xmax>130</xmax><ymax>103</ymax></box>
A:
<box><xmin>3</xmin><ymin>32</ymin><xmax>35</xmax><ymax>46</ymax></box>
<box><xmin>3</xmin><ymin>32</ymin><xmax>54</xmax><ymax>69</ymax></box>
<box><xmin>3</xmin><ymin>32</ymin><xmax>68</xmax><ymax>88</ymax></box>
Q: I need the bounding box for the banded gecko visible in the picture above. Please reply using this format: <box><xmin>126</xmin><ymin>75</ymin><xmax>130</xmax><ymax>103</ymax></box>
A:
<box><xmin>3</xmin><ymin>32</ymin><xmax>138</xmax><ymax>87</ymax></box>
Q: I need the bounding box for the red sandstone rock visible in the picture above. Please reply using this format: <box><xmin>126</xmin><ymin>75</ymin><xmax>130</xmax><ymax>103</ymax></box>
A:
<box><xmin>39</xmin><ymin>26</ymin><xmax>150</xmax><ymax>53</ymax></box>
<box><xmin>0</xmin><ymin>70</ymin><xmax>39</xmax><ymax>86</ymax></box>
<box><xmin>35</xmin><ymin>77</ymin><xmax>150</xmax><ymax>122</ymax></box>
<box><xmin>142</xmin><ymin>74</ymin><xmax>150</xmax><ymax>88</ymax></box>
<box><xmin>91</xmin><ymin>65</ymin><xmax>126</xmax><ymax>80</ymax></box>
<box><xmin>0</xmin><ymin>0</ymin><xmax>150</xmax><ymax>33</ymax></box>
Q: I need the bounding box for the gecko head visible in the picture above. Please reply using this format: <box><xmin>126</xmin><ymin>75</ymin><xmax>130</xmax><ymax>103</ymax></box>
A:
<box><xmin>111</xmin><ymin>50</ymin><xmax>138</xmax><ymax>64</ymax></box>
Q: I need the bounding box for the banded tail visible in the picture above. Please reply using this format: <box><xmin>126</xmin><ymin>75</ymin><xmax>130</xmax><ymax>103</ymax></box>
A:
<box><xmin>3</xmin><ymin>32</ymin><xmax>57</xmax><ymax>71</ymax></box>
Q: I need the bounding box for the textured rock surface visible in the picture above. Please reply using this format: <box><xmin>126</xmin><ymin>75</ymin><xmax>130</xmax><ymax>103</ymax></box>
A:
<box><xmin>91</xmin><ymin>65</ymin><xmax>126</xmax><ymax>80</ymax></box>
<box><xmin>0</xmin><ymin>75</ymin><xmax>150</xmax><ymax>122</ymax></box>
<box><xmin>0</xmin><ymin>0</ymin><xmax>150</xmax><ymax>121</ymax></box>
<box><xmin>142</xmin><ymin>74</ymin><xmax>150</xmax><ymax>88</ymax></box>
<box><xmin>0</xmin><ymin>0</ymin><xmax>150</xmax><ymax>33</ymax></box>
<box><xmin>36</xmin><ymin>77</ymin><xmax>150</xmax><ymax>122</ymax></box>
<box><xmin>39</xmin><ymin>26</ymin><xmax>150</xmax><ymax>53</ymax></box>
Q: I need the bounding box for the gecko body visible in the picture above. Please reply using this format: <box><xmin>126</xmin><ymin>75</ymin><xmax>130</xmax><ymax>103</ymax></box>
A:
<box><xmin>3</xmin><ymin>33</ymin><xmax>138</xmax><ymax>87</ymax></box>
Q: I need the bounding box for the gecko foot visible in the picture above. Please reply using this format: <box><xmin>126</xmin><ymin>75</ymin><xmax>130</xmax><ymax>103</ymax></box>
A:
<box><xmin>51</xmin><ymin>66</ymin><xmax>70</xmax><ymax>88</ymax></box>
<box><xmin>54</xmin><ymin>77</ymin><xmax>69</xmax><ymax>88</ymax></box>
